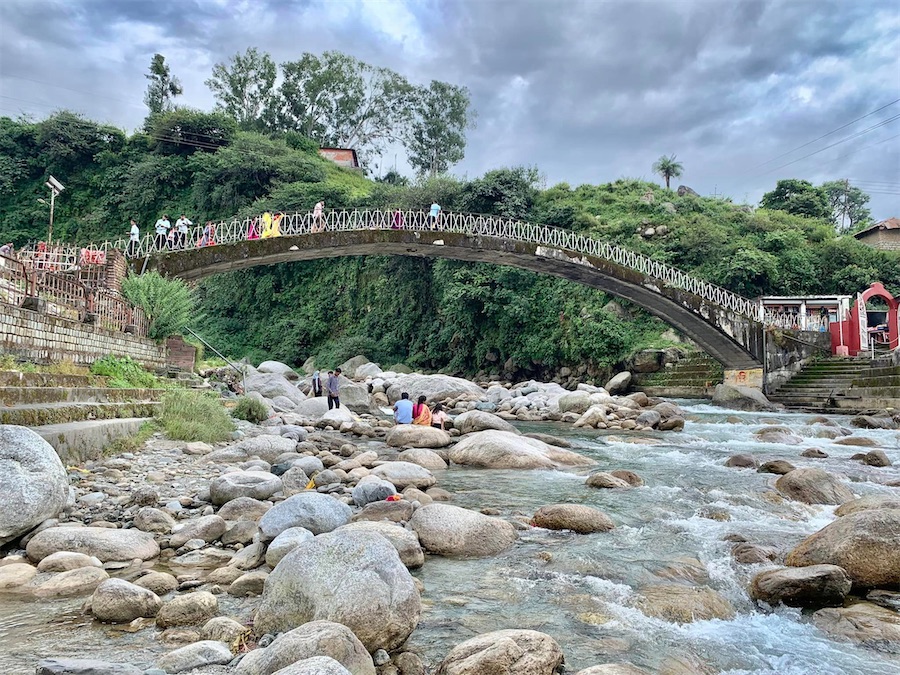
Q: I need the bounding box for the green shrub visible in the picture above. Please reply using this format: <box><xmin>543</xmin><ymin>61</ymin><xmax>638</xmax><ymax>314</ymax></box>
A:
<box><xmin>232</xmin><ymin>396</ymin><xmax>270</xmax><ymax>423</ymax></box>
<box><xmin>122</xmin><ymin>271</ymin><xmax>196</xmax><ymax>341</ymax></box>
<box><xmin>158</xmin><ymin>388</ymin><xmax>234</xmax><ymax>442</ymax></box>
<box><xmin>90</xmin><ymin>355</ymin><xmax>158</xmax><ymax>389</ymax></box>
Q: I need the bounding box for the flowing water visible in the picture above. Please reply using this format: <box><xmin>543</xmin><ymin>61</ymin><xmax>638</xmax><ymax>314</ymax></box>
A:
<box><xmin>1</xmin><ymin>402</ymin><xmax>899</xmax><ymax>674</ymax></box>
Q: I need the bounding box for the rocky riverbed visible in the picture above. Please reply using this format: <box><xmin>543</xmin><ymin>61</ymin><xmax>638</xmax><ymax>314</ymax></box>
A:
<box><xmin>1</xmin><ymin>361</ymin><xmax>899</xmax><ymax>675</ymax></box>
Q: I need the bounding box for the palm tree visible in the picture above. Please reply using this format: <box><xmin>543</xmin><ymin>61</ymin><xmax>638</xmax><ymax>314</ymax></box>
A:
<box><xmin>652</xmin><ymin>154</ymin><xmax>683</xmax><ymax>189</ymax></box>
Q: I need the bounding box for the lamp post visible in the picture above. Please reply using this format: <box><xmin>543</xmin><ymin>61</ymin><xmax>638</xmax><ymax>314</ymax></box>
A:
<box><xmin>44</xmin><ymin>175</ymin><xmax>64</xmax><ymax>243</ymax></box>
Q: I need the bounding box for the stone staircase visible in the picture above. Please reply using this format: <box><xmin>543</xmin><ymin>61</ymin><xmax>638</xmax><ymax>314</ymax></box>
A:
<box><xmin>633</xmin><ymin>355</ymin><xmax>724</xmax><ymax>398</ymax></box>
<box><xmin>0</xmin><ymin>370</ymin><xmax>165</xmax><ymax>462</ymax></box>
<box><xmin>768</xmin><ymin>358</ymin><xmax>900</xmax><ymax>412</ymax></box>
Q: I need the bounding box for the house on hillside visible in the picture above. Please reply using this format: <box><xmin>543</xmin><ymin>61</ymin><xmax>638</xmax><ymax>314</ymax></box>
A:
<box><xmin>317</xmin><ymin>147</ymin><xmax>360</xmax><ymax>170</ymax></box>
<box><xmin>854</xmin><ymin>217</ymin><xmax>900</xmax><ymax>251</ymax></box>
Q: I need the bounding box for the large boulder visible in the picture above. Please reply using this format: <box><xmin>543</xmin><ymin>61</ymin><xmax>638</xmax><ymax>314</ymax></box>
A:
<box><xmin>169</xmin><ymin>515</ymin><xmax>228</xmax><ymax>548</ymax></box>
<box><xmin>436</xmin><ymin>629</ymin><xmax>564</xmax><ymax>675</ymax></box>
<box><xmin>785</xmin><ymin>508</ymin><xmax>900</xmax><ymax>586</ymax></box>
<box><xmin>235</xmin><ymin>620</ymin><xmax>375</xmax><ymax>675</ymax></box>
<box><xmin>355</xmin><ymin>362</ymin><xmax>384</xmax><ymax>379</ymax></box>
<box><xmin>210</xmin><ymin>471</ymin><xmax>283</xmax><ymax>505</ymax></box>
<box><xmin>557</xmin><ymin>391</ymin><xmax>592</xmax><ymax>414</ymax></box>
<box><xmin>338</xmin><ymin>355</ymin><xmax>371</xmax><ymax>378</ymax></box>
<box><xmin>636</xmin><ymin>584</ymin><xmax>735</xmax><ymax>623</ymax></box>
<box><xmin>255</xmin><ymin>530</ymin><xmax>421</xmax><ymax>651</ymax></box>
<box><xmin>335</xmin><ymin>521</ymin><xmax>425</xmax><ymax>568</ymax></box>
<box><xmin>397</xmin><ymin>448</ymin><xmax>448</xmax><ymax>471</ymax></box>
<box><xmin>321</xmin><ymin>406</ymin><xmax>356</xmax><ymax>425</ymax></box>
<box><xmin>265</xmin><ymin>527</ymin><xmax>315</xmax><ymax>568</ymax></box>
<box><xmin>385</xmin><ymin>374</ymin><xmax>485</xmax><ymax>403</ymax></box>
<box><xmin>604</xmin><ymin>372</ymin><xmax>632</xmax><ymax>395</ymax></box>
<box><xmin>453</xmin><ymin>409</ymin><xmax>519</xmax><ymax>435</ymax></box>
<box><xmin>774</xmin><ymin>468</ymin><xmax>854</xmax><ymax>505</ymax></box>
<box><xmin>531</xmin><ymin>504</ymin><xmax>615</xmax><ymax>534</ymax></box>
<box><xmin>835</xmin><ymin>494</ymin><xmax>900</xmax><ymax>517</ymax></box>
<box><xmin>0</xmin><ymin>425</ymin><xmax>69</xmax><ymax>545</ymax></box>
<box><xmin>370</xmin><ymin>461</ymin><xmax>436</xmax><ymax>490</ymax></box>
<box><xmin>244</xmin><ymin>371</ymin><xmax>307</xmax><ymax>405</ymax></box>
<box><xmin>258</xmin><ymin>361</ymin><xmax>300</xmax><ymax>380</ymax></box>
<box><xmin>812</xmin><ymin>601</ymin><xmax>900</xmax><ymax>648</ymax></box>
<box><xmin>221</xmin><ymin>436</ymin><xmax>298</xmax><ymax>464</ymax></box>
<box><xmin>26</xmin><ymin>526</ymin><xmax>159</xmax><ymax>563</ymax></box>
<box><xmin>258</xmin><ymin>493</ymin><xmax>352</xmax><ymax>541</ymax></box>
<box><xmin>335</xmin><ymin>379</ymin><xmax>372</xmax><ymax>414</ymax></box>
<box><xmin>350</xmin><ymin>476</ymin><xmax>397</xmax><ymax>507</ymax></box>
<box><xmin>449</xmin><ymin>430</ymin><xmax>593</xmax><ymax>469</ymax></box>
<box><xmin>293</xmin><ymin>397</ymin><xmax>331</xmax><ymax>419</ymax></box>
<box><xmin>90</xmin><ymin>579</ymin><xmax>162</xmax><ymax>623</ymax></box>
<box><xmin>410</xmin><ymin>503</ymin><xmax>517</xmax><ymax>557</ymax></box>
<box><xmin>385</xmin><ymin>425</ymin><xmax>452</xmax><ymax>448</ymax></box>
<box><xmin>749</xmin><ymin>565</ymin><xmax>851</xmax><ymax>607</ymax></box>
<box><xmin>156</xmin><ymin>591</ymin><xmax>219</xmax><ymax>628</ymax></box>
<box><xmin>156</xmin><ymin>641</ymin><xmax>233</xmax><ymax>673</ymax></box>
<box><xmin>711</xmin><ymin>384</ymin><xmax>779</xmax><ymax>412</ymax></box>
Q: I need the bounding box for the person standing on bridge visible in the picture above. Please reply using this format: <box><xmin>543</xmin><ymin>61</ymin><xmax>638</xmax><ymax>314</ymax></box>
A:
<box><xmin>429</xmin><ymin>202</ymin><xmax>441</xmax><ymax>230</ymax></box>
<box><xmin>326</xmin><ymin>368</ymin><xmax>342</xmax><ymax>409</ymax></box>
<box><xmin>312</xmin><ymin>200</ymin><xmax>325</xmax><ymax>233</ymax></box>
<box><xmin>154</xmin><ymin>214</ymin><xmax>171</xmax><ymax>251</ymax></box>
<box><xmin>391</xmin><ymin>209</ymin><xmax>405</xmax><ymax>229</ymax></box>
<box><xmin>175</xmin><ymin>214</ymin><xmax>192</xmax><ymax>249</ymax></box>
<box><xmin>127</xmin><ymin>219</ymin><xmax>139</xmax><ymax>257</ymax></box>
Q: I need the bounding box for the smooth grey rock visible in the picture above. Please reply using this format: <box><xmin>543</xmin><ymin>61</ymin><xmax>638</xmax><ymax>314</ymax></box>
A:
<box><xmin>91</xmin><ymin>578</ymin><xmax>162</xmax><ymax>623</ymax></box>
<box><xmin>370</xmin><ymin>461</ymin><xmax>436</xmax><ymax>490</ymax></box>
<box><xmin>210</xmin><ymin>471</ymin><xmax>283</xmax><ymax>505</ymax></box>
<box><xmin>264</xmin><ymin>527</ymin><xmax>315</xmax><ymax>568</ymax></box>
<box><xmin>169</xmin><ymin>515</ymin><xmax>227</xmax><ymax>548</ymax></box>
<box><xmin>156</xmin><ymin>640</ymin><xmax>232</xmax><ymax>673</ymax></box>
<box><xmin>449</xmin><ymin>430</ymin><xmax>594</xmax><ymax>469</ymax></box>
<box><xmin>26</xmin><ymin>526</ymin><xmax>159</xmax><ymax>563</ymax></box>
<box><xmin>410</xmin><ymin>503</ymin><xmax>517</xmax><ymax>557</ymax></box>
<box><xmin>258</xmin><ymin>492</ymin><xmax>352</xmax><ymax>541</ymax></box>
<box><xmin>335</xmin><ymin>521</ymin><xmax>425</xmax><ymax>568</ymax></box>
<box><xmin>452</xmin><ymin>410</ymin><xmax>519</xmax><ymax>435</ymax></box>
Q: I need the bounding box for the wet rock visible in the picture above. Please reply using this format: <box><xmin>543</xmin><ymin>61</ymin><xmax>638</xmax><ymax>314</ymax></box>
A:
<box><xmin>397</xmin><ymin>448</ymin><xmax>448</xmax><ymax>471</ymax></box>
<box><xmin>32</xmin><ymin>566</ymin><xmax>109</xmax><ymax>598</ymax></box>
<box><xmin>586</xmin><ymin>472</ymin><xmax>631</xmax><ymax>489</ymax></box>
<box><xmin>636</xmin><ymin>584</ymin><xmax>736</xmax><ymax>623</ymax></box>
<box><xmin>206</xmin><ymin>566</ymin><xmax>244</xmax><ymax>586</ymax></box>
<box><xmin>834</xmin><ymin>436</ymin><xmax>877</xmax><ymax>448</ymax></box>
<box><xmin>522</xmin><ymin>432</ymin><xmax>572</xmax><ymax>448</ymax></box>
<box><xmin>862</xmin><ymin>450</ymin><xmax>892</xmax><ymax>467</ymax></box>
<box><xmin>812</xmin><ymin>601</ymin><xmax>900</xmax><ymax>648</ymax></box>
<box><xmin>851</xmin><ymin>415</ymin><xmax>897</xmax><ymax>430</ymax></box>
<box><xmin>758</xmin><ymin>460</ymin><xmax>796</xmax><ymax>475</ymax></box>
<box><xmin>156</xmin><ymin>640</ymin><xmax>233</xmax><ymax>673</ymax></box>
<box><xmin>36</xmin><ymin>551</ymin><xmax>102</xmax><ymax>573</ymax></box>
<box><xmin>712</xmin><ymin>384</ymin><xmax>779</xmax><ymax>412</ymax></box>
<box><xmin>532</xmin><ymin>504</ymin><xmax>615</xmax><ymax>534</ymax></box>
<box><xmin>801</xmin><ymin>448</ymin><xmax>828</xmax><ymax>458</ymax></box>
<box><xmin>156</xmin><ymin>591</ymin><xmax>219</xmax><ymax>627</ymax></box>
<box><xmin>217</xmin><ymin>497</ymin><xmax>271</xmax><ymax>522</ymax></box>
<box><xmin>450</xmin><ymin>430</ymin><xmax>594</xmax><ymax>469</ymax></box>
<box><xmin>435</xmin><ymin>629</ymin><xmax>564</xmax><ymax>675</ymax></box>
<box><xmin>453</xmin><ymin>409</ymin><xmax>519</xmax><ymax>435</ymax></box>
<box><xmin>866</xmin><ymin>590</ymin><xmax>900</xmax><ymax>612</ymax></box>
<box><xmin>749</xmin><ymin>564</ymin><xmax>851</xmax><ymax>607</ymax></box>
<box><xmin>254</xmin><ymin>530</ymin><xmax>421</xmax><ymax>651</ymax></box>
<box><xmin>134</xmin><ymin>571</ymin><xmax>178</xmax><ymax>596</ymax></box>
<box><xmin>234</xmin><ymin>620</ymin><xmax>375</xmax><ymax>675</ymax></box>
<box><xmin>635</xmin><ymin>410</ymin><xmax>661</xmax><ymax>429</ymax></box>
<box><xmin>91</xmin><ymin>579</ymin><xmax>162</xmax><ymax>623</ymax></box>
<box><xmin>575</xmin><ymin>665</ymin><xmax>649</xmax><ymax>675</ymax></box>
<box><xmin>27</xmin><ymin>527</ymin><xmax>159</xmax><ymax>563</ymax></box>
<box><xmin>385</xmin><ymin>425</ymin><xmax>452</xmax><ymax>449</ymax></box>
<box><xmin>724</xmin><ymin>454</ymin><xmax>757</xmax><ymax>469</ymax></box>
<box><xmin>259</xmin><ymin>492</ymin><xmax>352</xmax><ymax>541</ymax></box>
<box><xmin>754</xmin><ymin>428</ymin><xmax>803</xmax><ymax>445</ymax></box>
<box><xmin>335</xmin><ymin>521</ymin><xmax>425</xmax><ymax>568</ymax></box>
<box><xmin>35</xmin><ymin>659</ymin><xmax>142</xmax><ymax>675</ymax></box>
<box><xmin>610</xmin><ymin>470</ymin><xmax>644</xmax><ymax>487</ymax></box>
<box><xmin>0</xmin><ymin>425</ymin><xmax>69</xmax><ymax>546</ymax></box>
<box><xmin>775</xmin><ymin>468</ymin><xmax>854</xmax><ymax>505</ymax></box>
<box><xmin>835</xmin><ymin>495</ymin><xmax>900</xmax><ymax>517</ymax></box>
<box><xmin>371</xmin><ymin>461</ymin><xmax>436</xmax><ymax>490</ymax></box>
<box><xmin>170</xmin><ymin>515</ymin><xmax>227</xmax><ymax>548</ymax></box>
<box><xmin>410</xmin><ymin>503</ymin><xmax>517</xmax><ymax>557</ymax></box>
<box><xmin>786</xmin><ymin>508</ymin><xmax>900</xmax><ymax>586</ymax></box>
<box><xmin>658</xmin><ymin>416</ymin><xmax>685</xmax><ymax>431</ymax></box>
<box><xmin>731</xmin><ymin>543</ymin><xmax>777</xmax><ymax>564</ymax></box>
<box><xmin>265</xmin><ymin>527</ymin><xmax>316</xmax><ymax>568</ymax></box>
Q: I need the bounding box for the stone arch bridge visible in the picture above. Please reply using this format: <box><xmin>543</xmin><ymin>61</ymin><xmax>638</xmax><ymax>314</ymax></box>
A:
<box><xmin>98</xmin><ymin>209</ymin><xmax>766</xmax><ymax>375</ymax></box>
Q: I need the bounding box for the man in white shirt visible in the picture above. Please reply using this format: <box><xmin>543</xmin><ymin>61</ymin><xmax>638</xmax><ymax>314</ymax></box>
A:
<box><xmin>429</xmin><ymin>202</ymin><xmax>441</xmax><ymax>230</ymax></box>
<box><xmin>175</xmin><ymin>214</ymin><xmax>192</xmax><ymax>248</ymax></box>
<box><xmin>154</xmin><ymin>214</ymin><xmax>170</xmax><ymax>250</ymax></box>
<box><xmin>128</xmin><ymin>219</ymin><xmax>139</xmax><ymax>257</ymax></box>
<box><xmin>312</xmin><ymin>201</ymin><xmax>324</xmax><ymax>232</ymax></box>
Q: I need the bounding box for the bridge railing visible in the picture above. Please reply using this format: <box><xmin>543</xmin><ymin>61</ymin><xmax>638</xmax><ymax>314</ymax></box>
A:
<box><xmin>65</xmin><ymin>208</ymin><xmax>766</xmax><ymax>323</ymax></box>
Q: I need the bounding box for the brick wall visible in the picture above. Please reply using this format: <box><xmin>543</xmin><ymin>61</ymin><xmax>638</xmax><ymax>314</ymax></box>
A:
<box><xmin>857</xmin><ymin>230</ymin><xmax>900</xmax><ymax>251</ymax></box>
<box><xmin>166</xmin><ymin>335</ymin><xmax>196</xmax><ymax>371</ymax></box>
<box><xmin>0</xmin><ymin>302</ymin><xmax>166</xmax><ymax>368</ymax></box>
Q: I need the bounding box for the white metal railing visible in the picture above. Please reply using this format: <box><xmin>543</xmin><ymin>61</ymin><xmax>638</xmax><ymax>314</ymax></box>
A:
<box><xmin>34</xmin><ymin>209</ymin><xmax>766</xmax><ymax>322</ymax></box>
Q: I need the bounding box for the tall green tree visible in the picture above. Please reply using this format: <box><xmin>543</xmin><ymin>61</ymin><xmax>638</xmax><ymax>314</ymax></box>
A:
<box><xmin>144</xmin><ymin>54</ymin><xmax>183</xmax><ymax>115</ymax></box>
<box><xmin>405</xmin><ymin>80</ymin><xmax>473</xmax><ymax>177</ymax></box>
<box><xmin>821</xmin><ymin>180</ymin><xmax>871</xmax><ymax>231</ymax></box>
<box><xmin>205</xmin><ymin>47</ymin><xmax>277</xmax><ymax>131</ymax></box>
<box><xmin>652</xmin><ymin>154</ymin><xmax>683</xmax><ymax>189</ymax></box>
<box><xmin>275</xmin><ymin>51</ymin><xmax>413</xmax><ymax>164</ymax></box>
<box><xmin>760</xmin><ymin>178</ymin><xmax>830</xmax><ymax>220</ymax></box>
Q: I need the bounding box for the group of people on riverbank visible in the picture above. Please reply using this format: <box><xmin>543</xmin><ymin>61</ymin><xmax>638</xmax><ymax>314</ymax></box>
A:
<box><xmin>393</xmin><ymin>393</ymin><xmax>449</xmax><ymax>429</ymax></box>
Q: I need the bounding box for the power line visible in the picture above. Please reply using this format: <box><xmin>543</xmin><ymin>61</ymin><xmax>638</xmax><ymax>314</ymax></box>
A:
<box><xmin>754</xmin><ymin>113</ymin><xmax>900</xmax><ymax>177</ymax></box>
<box><xmin>1</xmin><ymin>74</ymin><xmax>145</xmax><ymax>108</ymax></box>
<box><xmin>749</xmin><ymin>97</ymin><xmax>900</xmax><ymax>170</ymax></box>
<box><xmin>824</xmin><ymin>132</ymin><xmax>900</xmax><ymax>166</ymax></box>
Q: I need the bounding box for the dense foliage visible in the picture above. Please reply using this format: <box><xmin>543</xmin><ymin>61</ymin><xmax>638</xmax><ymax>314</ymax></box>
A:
<box><xmin>1</xmin><ymin>110</ymin><xmax>896</xmax><ymax>379</ymax></box>
<box><xmin>89</xmin><ymin>355</ymin><xmax>159</xmax><ymax>389</ymax></box>
<box><xmin>122</xmin><ymin>271</ymin><xmax>196</xmax><ymax>341</ymax></box>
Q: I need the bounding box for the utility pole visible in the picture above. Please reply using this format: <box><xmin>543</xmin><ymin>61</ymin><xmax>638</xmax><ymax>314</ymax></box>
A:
<box><xmin>44</xmin><ymin>175</ymin><xmax>65</xmax><ymax>243</ymax></box>
<box><xmin>841</xmin><ymin>178</ymin><xmax>849</xmax><ymax>231</ymax></box>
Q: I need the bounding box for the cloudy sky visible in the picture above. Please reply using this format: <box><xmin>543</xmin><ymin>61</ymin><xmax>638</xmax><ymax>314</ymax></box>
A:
<box><xmin>1</xmin><ymin>0</ymin><xmax>898</xmax><ymax>218</ymax></box>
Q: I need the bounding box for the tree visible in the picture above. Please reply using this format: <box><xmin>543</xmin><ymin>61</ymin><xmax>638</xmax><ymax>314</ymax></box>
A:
<box><xmin>205</xmin><ymin>48</ymin><xmax>277</xmax><ymax>131</ymax></box>
<box><xmin>274</xmin><ymin>51</ymin><xmax>414</xmax><ymax>165</ymax></box>
<box><xmin>144</xmin><ymin>54</ymin><xmax>183</xmax><ymax>115</ymax></box>
<box><xmin>652</xmin><ymin>154</ymin><xmax>683</xmax><ymax>189</ymax></box>
<box><xmin>821</xmin><ymin>180</ymin><xmax>871</xmax><ymax>231</ymax></box>
<box><xmin>405</xmin><ymin>81</ymin><xmax>473</xmax><ymax>177</ymax></box>
<box><xmin>146</xmin><ymin>108</ymin><xmax>237</xmax><ymax>155</ymax></box>
<box><xmin>122</xmin><ymin>271</ymin><xmax>195</xmax><ymax>341</ymax></box>
<box><xmin>760</xmin><ymin>179</ymin><xmax>830</xmax><ymax>220</ymax></box>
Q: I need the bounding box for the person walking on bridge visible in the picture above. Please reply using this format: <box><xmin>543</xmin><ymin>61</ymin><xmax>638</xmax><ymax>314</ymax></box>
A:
<box><xmin>429</xmin><ymin>202</ymin><xmax>441</xmax><ymax>230</ymax></box>
<box><xmin>154</xmin><ymin>214</ymin><xmax>171</xmax><ymax>251</ymax></box>
<box><xmin>312</xmin><ymin>200</ymin><xmax>325</xmax><ymax>232</ymax></box>
<box><xmin>326</xmin><ymin>368</ymin><xmax>342</xmax><ymax>409</ymax></box>
<box><xmin>175</xmin><ymin>214</ymin><xmax>192</xmax><ymax>248</ymax></box>
<box><xmin>127</xmin><ymin>219</ymin><xmax>139</xmax><ymax>257</ymax></box>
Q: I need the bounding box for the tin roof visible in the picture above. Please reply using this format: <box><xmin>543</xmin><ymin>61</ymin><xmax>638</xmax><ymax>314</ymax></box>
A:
<box><xmin>854</xmin><ymin>217</ymin><xmax>900</xmax><ymax>238</ymax></box>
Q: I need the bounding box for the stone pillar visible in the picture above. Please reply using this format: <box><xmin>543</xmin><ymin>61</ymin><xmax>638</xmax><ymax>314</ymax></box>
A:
<box><xmin>166</xmin><ymin>336</ymin><xmax>196</xmax><ymax>372</ymax></box>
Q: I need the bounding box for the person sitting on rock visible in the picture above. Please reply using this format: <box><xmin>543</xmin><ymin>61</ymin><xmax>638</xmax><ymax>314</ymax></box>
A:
<box><xmin>431</xmin><ymin>402</ymin><xmax>448</xmax><ymax>430</ymax></box>
<box><xmin>412</xmin><ymin>395</ymin><xmax>433</xmax><ymax>426</ymax></box>
<box><xmin>393</xmin><ymin>392</ymin><xmax>413</xmax><ymax>424</ymax></box>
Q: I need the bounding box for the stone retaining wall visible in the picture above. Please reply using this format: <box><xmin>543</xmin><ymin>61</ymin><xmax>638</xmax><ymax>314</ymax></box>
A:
<box><xmin>0</xmin><ymin>302</ymin><xmax>166</xmax><ymax>368</ymax></box>
<box><xmin>765</xmin><ymin>329</ymin><xmax>832</xmax><ymax>392</ymax></box>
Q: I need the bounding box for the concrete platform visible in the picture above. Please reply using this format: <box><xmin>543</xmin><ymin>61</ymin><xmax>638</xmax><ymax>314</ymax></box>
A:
<box><xmin>34</xmin><ymin>417</ymin><xmax>151</xmax><ymax>464</ymax></box>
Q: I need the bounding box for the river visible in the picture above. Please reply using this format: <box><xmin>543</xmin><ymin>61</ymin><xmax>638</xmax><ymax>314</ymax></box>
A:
<box><xmin>1</xmin><ymin>402</ymin><xmax>898</xmax><ymax>674</ymax></box>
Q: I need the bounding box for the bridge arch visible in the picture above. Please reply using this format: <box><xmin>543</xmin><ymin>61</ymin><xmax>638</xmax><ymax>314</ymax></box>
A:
<box><xmin>132</xmin><ymin>210</ymin><xmax>764</xmax><ymax>370</ymax></box>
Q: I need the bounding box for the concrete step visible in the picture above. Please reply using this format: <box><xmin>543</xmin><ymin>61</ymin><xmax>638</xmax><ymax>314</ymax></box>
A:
<box><xmin>637</xmin><ymin>385</ymin><xmax>714</xmax><ymax>399</ymax></box>
<box><xmin>0</xmin><ymin>401</ymin><xmax>160</xmax><ymax>426</ymax></box>
<box><xmin>0</xmin><ymin>371</ymin><xmax>101</xmax><ymax>388</ymax></box>
<box><xmin>34</xmin><ymin>417</ymin><xmax>152</xmax><ymax>464</ymax></box>
<box><xmin>0</xmin><ymin>387</ymin><xmax>166</xmax><ymax>406</ymax></box>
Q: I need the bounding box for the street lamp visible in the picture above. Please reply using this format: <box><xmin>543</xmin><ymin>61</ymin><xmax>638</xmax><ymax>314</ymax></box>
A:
<box><xmin>44</xmin><ymin>175</ymin><xmax>64</xmax><ymax>243</ymax></box>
